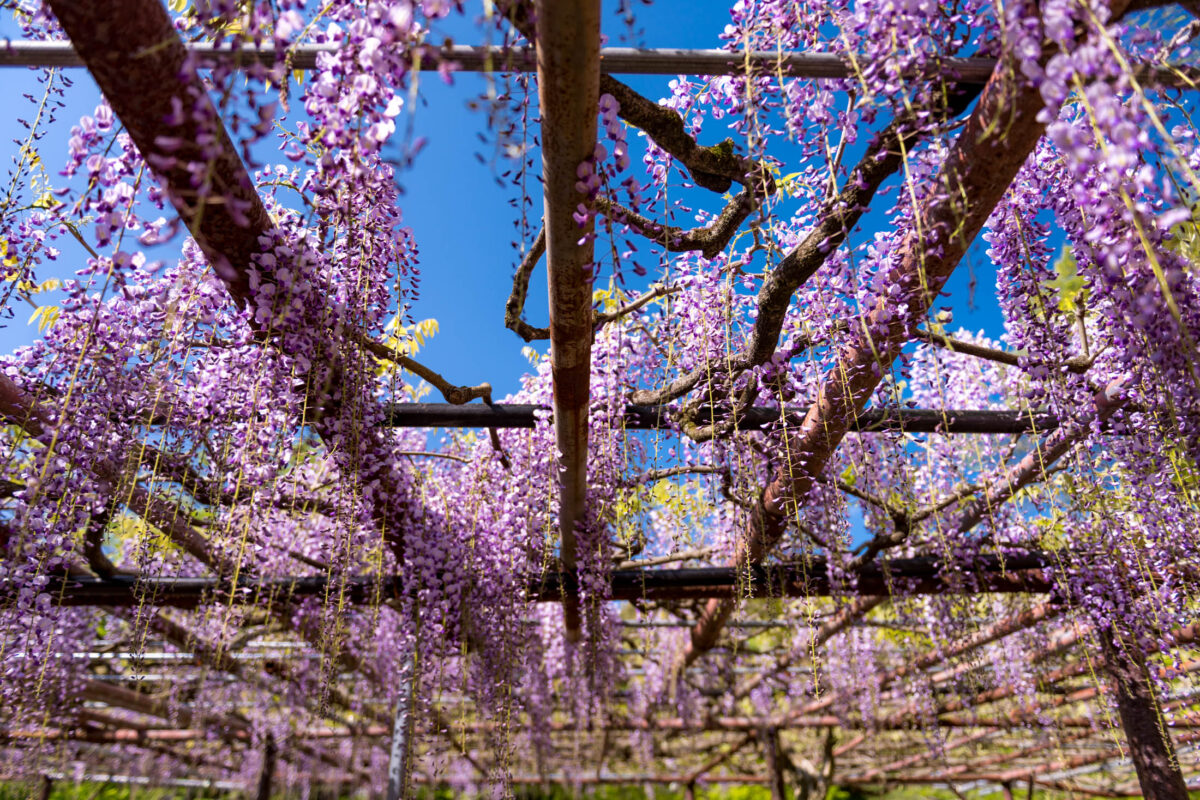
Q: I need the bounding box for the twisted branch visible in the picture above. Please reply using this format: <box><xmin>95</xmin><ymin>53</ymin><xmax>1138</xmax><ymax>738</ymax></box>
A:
<box><xmin>594</xmin><ymin>191</ymin><xmax>754</xmax><ymax>260</ymax></box>
<box><xmin>356</xmin><ymin>333</ymin><xmax>492</xmax><ymax>405</ymax></box>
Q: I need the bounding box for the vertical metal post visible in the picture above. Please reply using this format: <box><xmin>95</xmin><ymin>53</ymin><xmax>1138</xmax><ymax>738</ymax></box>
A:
<box><xmin>255</xmin><ymin>735</ymin><xmax>277</xmax><ymax>800</ymax></box>
<box><xmin>533</xmin><ymin>0</ymin><xmax>602</xmax><ymax>642</ymax></box>
<box><xmin>760</xmin><ymin>727</ymin><xmax>788</xmax><ymax>800</ymax></box>
<box><xmin>386</xmin><ymin>647</ymin><xmax>418</xmax><ymax>800</ymax></box>
<box><xmin>1102</xmin><ymin>629</ymin><xmax>1188</xmax><ymax>800</ymax></box>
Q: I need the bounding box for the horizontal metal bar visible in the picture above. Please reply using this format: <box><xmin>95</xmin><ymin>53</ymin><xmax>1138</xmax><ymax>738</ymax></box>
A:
<box><xmin>0</xmin><ymin>41</ymin><xmax>997</xmax><ymax>79</ymax></box>
<box><xmin>19</xmin><ymin>554</ymin><xmax>1053</xmax><ymax>608</ymax></box>
<box><xmin>623</xmin><ymin>619</ymin><xmax>790</xmax><ymax>628</ymax></box>
<box><xmin>1</xmin><ymin>41</ymin><xmax>1195</xmax><ymax>86</ymax></box>
<box><xmin>384</xmin><ymin>403</ymin><xmax>1077</xmax><ymax>434</ymax></box>
<box><xmin>38</xmin><ymin>773</ymin><xmax>244</xmax><ymax>791</ymax></box>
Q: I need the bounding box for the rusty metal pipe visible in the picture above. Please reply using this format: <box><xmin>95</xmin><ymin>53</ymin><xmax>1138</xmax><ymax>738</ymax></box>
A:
<box><xmin>534</xmin><ymin>0</ymin><xmax>601</xmax><ymax>641</ymax></box>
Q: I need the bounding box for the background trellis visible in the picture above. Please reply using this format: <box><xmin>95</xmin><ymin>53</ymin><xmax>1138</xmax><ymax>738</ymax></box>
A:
<box><xmin>0</xmin><ymin>0</ymin><xmax>1198</xmax><ymax>798</ymax></box>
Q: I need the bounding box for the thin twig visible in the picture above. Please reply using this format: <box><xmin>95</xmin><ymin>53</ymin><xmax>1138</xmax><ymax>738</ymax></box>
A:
<box><xmin>594</xmin><ymin>284</ymin><xmax>680</xmax><ymax>329</ymax></box>
<box><xmin>912</xmin><ymin>326</ymin><xmax>1023</xmax><ymax>367</ymax></box>
<box><xmin>488</xmin><ymin>428</ymin><xmax>512</xmax><ymax>470</ymax></box>
<box><xmin>909</xmin><ymin>481</ymin><xmax>981</xmax><ymax>524</ymax></box>
<box><xmin>617</xmin><ymin>546</ymin><xmax>717</xmax><ymax>570</ymax></box>
<box><xmin>397</xmin><ymin>450</ymin><xmax>470</xmax><ymax>464</ymax></box>
<box><xmin>623</xmin><ymin>464</ymin><xmax>723</xmax><ymax>485</ymax></box>
<box><xmin>914</xmin><ymin>326</ymin><xmax>1092</xmax><ymax>374</ymax></box>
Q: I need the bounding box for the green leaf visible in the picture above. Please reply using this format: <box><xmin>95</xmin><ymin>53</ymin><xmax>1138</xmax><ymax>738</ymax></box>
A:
<box><xmin>28</xmin><ymin>305</ymin><xmax>59</xmax><ymax>332</ymax></box>
<box><xmin>840</xmin><ymin>465</ymin><xmax>857</xmax><ymax>487</ymax></box>
<box><xmin>1043</xmin><ymin>247</ymin><xmax>1086</xmax><ymax>312</ymax></box>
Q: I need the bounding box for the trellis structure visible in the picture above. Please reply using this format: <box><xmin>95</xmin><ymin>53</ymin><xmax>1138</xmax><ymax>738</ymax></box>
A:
<box><xmin>1</xmin><ymin>0</ymin><xmax>1199</xmax><ymax>798</ymax></box>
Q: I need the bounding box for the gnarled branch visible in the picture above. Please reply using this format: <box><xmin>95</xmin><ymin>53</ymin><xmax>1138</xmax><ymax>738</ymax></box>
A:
<box><xmin>504</xmin><ymin>227</ymin><xmax>549</xmax><ymax>342</ymax></box>
<box><xmin>595</xmin><ymin>190</ymin><xmax>754</xmax><ymax>260</ymax></box>
<box><xmin>594</xmin><ymin>283</ymin><xmax>680</xmax><ymax>329</ymax></box>
<box><xmin>356</xmin><ymin>333</ymin><xmax>492</xmax><ymax>405</ymax></box>
<box><xmin>600</xmin><ymin>75</ymin><xmax>774</xmax><ymax>195</ymax></box>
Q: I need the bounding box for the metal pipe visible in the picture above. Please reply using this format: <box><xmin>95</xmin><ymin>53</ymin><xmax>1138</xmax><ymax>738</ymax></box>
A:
<box><xmin>534</xmin><ymin>0</ymin><xmax>601</xmax><ymax>641</ymax></box>
<box><xmin>382</xmin><ymin>403</ymin><xmax>1092</xmax><ymax>433</ymax></box>
<box><xmin>0</xmin><ymin>42</ymin><xmax>1193</xmax><ymax>86</ymax></box>
<box><xmin>21</xmin><ymin>553</ymin><xmax>1056</xmax><ymax>608</ymax></box>
<box><xmin>0</xmin><ymin>41</ymin><xmax>991</xmax><ymax>80</ymax></box>
<box><xmin>386</xmin><ymin>646</ymin><xmax>417</xmax><ymax>800</ymax></box>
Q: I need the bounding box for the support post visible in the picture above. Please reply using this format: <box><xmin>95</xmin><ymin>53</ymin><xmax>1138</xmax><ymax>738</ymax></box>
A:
<box><xmin>255</xmin><ymin>735</ymin><xmax>277</xmax><ymax>800</ymax></box>
<box><xmin>760</xmin><ymin>727</ymin><xmax>788</xmax><ymax>800</ymax></box>
<box><xmin>1102</xmin><ymin>629</ymin><xmax>1188</xmax><ymax>799</ymax></box>
<box><xmin>533</xmin><ymin>0</ymin><xmax>602</xmax><ymax>640</ymax></box>
<box><xmin>386</xmin><ymin>647</ymin><xmax>418</xmax><ymax>800</ymax></box>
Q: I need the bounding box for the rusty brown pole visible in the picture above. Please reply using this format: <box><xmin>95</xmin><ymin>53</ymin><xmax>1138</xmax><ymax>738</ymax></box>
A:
<box><xmin>533</xmin><ymin>0</ymin><xmax>601</xmax><ymax>640</ymax></box>
<box><xmin>760</xmin><ymin>727</ymin><xmax>788</xmax><ymax>800</ymax></box>
<box><xmin>255</xmin><ymin>736</ymin><xmax>277</xmax><ymax>800</ymax></box>
<box><xmin>1102</xmin><ymin>629</ymin><xmax>1189</xmax><ymax>800</ymax></box>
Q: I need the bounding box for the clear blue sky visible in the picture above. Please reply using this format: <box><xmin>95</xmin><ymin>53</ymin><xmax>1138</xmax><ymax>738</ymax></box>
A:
<box><xmin>0</xmin><ymin>1</ymin><xmax>1010</xmax><ymax>400</ymax></box>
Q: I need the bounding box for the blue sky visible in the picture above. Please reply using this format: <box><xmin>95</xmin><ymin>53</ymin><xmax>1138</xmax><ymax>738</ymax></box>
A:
<box><xmin>0</xmin><ymin>1</ymin><xmax>1012</xmax><ymax>401</ymax></box>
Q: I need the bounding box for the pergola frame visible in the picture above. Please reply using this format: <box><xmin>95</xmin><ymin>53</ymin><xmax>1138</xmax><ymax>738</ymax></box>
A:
<box><xmin>1</xmin><ymin>0</ymin><xmax>1197</xmax><ymax>798</ymax></box>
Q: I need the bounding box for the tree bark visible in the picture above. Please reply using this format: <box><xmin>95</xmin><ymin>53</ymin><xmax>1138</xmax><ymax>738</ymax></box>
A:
<box><xmin>255</xmin><ymin>736</ymin><xmax>277</xmax><ymax>800</ymax></box>
<box><xmin>46</xmin><ymin>0</ymin><xmax>271</xmax><ymax>306</ymax></box>
<box><xmin>760</xmin><ymin>727</ymin><xmax>789</xmax><ymax>800</ymax></box>
<box><xmin>679</xmin><ymin>0</ymin><xmax>1133</xmax><ymax>669</ymax></box>
<box><xmin>1102</xmin><ymin>630</ymin><xmax>1189</xmax><ymax>800</ymax></box>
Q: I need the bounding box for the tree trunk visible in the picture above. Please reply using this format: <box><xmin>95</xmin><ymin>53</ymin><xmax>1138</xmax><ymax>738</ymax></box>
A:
<box><xmin>760</xmin><ymin>727</ymin><xmax>789</xmax><ymax>800</ymax></box>
<box><xmin>255</xmin><ymin>736</ymin><xmax>277</xmax><ymax>800</ymax></box>
<box><xmin>1102</xmin><ymin>629</ymin><xmax>1188</xmax><ymax>800</ymax></box>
